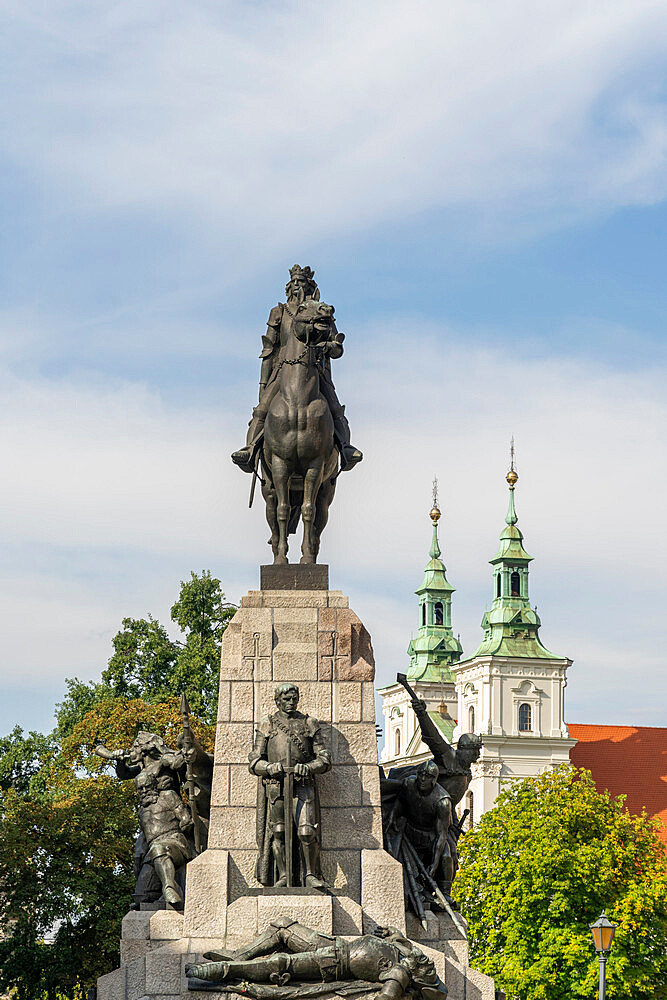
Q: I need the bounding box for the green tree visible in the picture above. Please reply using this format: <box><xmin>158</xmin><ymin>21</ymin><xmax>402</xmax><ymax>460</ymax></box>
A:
<box><xmin>0</xmin><ymin>569</ymin><xmax>231</xmax><ymax>999</ymax></box>
<box><xmin>0</xmin><ymin>770</ymin><xmax>135</xmax><ymax>1000</ymax></box>
<box><xmin>169</xmin><ymin>570</ymin><xmax>236</xmax><ymax>718</ymax></box>
<box><xmin>0</xmin><ymin>700</ymin><xmax>215</xmax><ymax>1000</ymax></box>
<box><xmin>56</xmin><ymin>570</ymin><xmax>235</xmax><ymax>733</ymax></box>
<box><xmin>103</xmin><ymin>616</ymin><xmax>178</xmax><ymax>702</ymax></box>
<box><xmin>456</xmin><ymin>766</ymin><xmax>667</xmax><ymax>1000</ymax></box>
<box><xmin>0</xmin><ymin>725</ymin><xmax>57</xmax><ymax>794</ymax></box>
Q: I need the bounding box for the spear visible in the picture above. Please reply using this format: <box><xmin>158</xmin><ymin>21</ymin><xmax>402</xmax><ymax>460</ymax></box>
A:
<box><xmin>400</xmin><ymin>843</ymin><xmax>428</xmax><ymax>930</ymax></box>
<box><xmin>180</xmin><ymin>692</ymin><xmax>203</xmax><ymax>855</ymax></box>
<box><xmin>401</xmin><ymin>863</ymin><xmax>423</xmax><ymax>932</ymax></box>
<box><xmin>401</xmin><ymin>837</ymin><xmax>467</xmax><ymax>937</ymax></box>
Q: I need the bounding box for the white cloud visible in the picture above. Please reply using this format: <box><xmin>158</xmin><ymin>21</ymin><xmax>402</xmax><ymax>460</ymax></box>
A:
<box><xmin>2</xmin><ymin>0</ymin><xmax>667</xmax><ymax>255</ymax></box>
<box><xmin>0</xmin><ymin>318</ymin><xmax>665</xmax><ymax>728</ymax></box>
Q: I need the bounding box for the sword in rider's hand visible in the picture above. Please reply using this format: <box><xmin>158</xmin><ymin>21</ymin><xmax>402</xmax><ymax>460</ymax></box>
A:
<box><xmin>248</xmin><ymin>448</ymin><xmax>260</xmax><ymax>509</ymax></box>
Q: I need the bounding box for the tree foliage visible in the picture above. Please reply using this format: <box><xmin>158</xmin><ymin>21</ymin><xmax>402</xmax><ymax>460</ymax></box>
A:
<box><xmin>0</xmin><ymin>571</ymin><xmax>231</xmax><ymax>1000</ymax></box>
<box><xmin>56</xmin><ymin>570</ymin><xmax>235</xmax><ymax>735</ymax></box>
<box><xmin>62</xmin><ymin>695</ymin><xmax>215</xmax><ymax>773</ymax></box>
<box><xmin>0</xmin><ymin>770</ymin><xmax>135</xmax><ymax>1000</ymax></box>
<box><xmin>456</xmin><ymin>766</ymin><xmax>667</xmax><ymax>1000</ymax></box>
<box><xmin>0</xmin><ymin>726</ymin><xmax>57</xmax><ymax>795</ymax></box>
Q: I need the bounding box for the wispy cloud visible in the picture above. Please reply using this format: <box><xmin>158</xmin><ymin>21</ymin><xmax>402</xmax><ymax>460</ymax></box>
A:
<box><xmin>0</xmin><ymin>2</ymin><xmax>665</xmax><ymax>736</ymax></box>
<box><xmin>2</xmin><ymin>0</ymin><xmax>667</xmax><ymax>258</ymax></box>
<box><xmin>0</xmin><ymin>315</ymin><xmax>664</xmax><ymax>729</ymax></box>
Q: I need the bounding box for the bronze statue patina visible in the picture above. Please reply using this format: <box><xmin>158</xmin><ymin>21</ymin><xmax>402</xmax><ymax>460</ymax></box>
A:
<box><xmin>249</xmin><ymin>684</ymin><xmax>332</xmax><ymax>889</ymax></box>
<box><xmin>381</xmin><ymin>677</ymin><xmax>482</xmax><ymax>926</ymax></box>
<box><xmin>382</xmin><ymin>760</ymin><xmax>454</xmax><ymax>930</ymax></box>
<box><xmin>232</xmin><ymin>265</ymin><xmax>362</xmax><ymax>564</ymax></box>
<box><xmin>186</xmin><ymin>919</ymin><xmax>448</xmax><ymax>1000</ymax></box>
<box><xmin>407</xmin><ymin>695</ymin><xmax>482</xmax><ymax>821</ymax></box>
<box><xmin>94</xmin><ymin>719</ymin><xmax>212</xmax><ymax>908</ymax></box>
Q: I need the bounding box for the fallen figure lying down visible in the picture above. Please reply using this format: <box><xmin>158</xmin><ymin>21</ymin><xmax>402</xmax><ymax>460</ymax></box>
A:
<box><xmin>185</xmin><ymin>919</ymin><xmax>447</xmax><ymax>1000</ymax></box>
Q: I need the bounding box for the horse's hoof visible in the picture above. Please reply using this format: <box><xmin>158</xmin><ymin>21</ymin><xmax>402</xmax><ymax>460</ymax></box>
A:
<box><xmin>300</xmin><ymin>556</ymin><xmax>315</xmax><ymax>565</ymax></box>
<box><xmin>274</xmin><ymin>556</ymin><xmax>288</xmax><ymax>566</ymax></box>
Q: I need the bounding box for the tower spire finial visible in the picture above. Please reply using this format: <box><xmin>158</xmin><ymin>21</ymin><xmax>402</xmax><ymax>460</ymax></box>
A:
<box><xmin>505</xmin><ymin>437</ymin><xmax>518</xmax><ymax>525</ymax></box>
<box><xmin>429</xmin><ymin>476</ymin><xmax>441</xmax><ymax>558</ymax></box>
<box><xmin>507</xmin><ymin>436</ymin><xmax>518</xmax><ymax>488</ymax></box>
<box><xmin>430</xmin><ymin>475</ymin><xmax>441</xmax><ymax>523</ymax></box>
<box><xmin>407</xmin><ymin>475</ymin><xmax>462</xmax><ymax>683</ymax></box>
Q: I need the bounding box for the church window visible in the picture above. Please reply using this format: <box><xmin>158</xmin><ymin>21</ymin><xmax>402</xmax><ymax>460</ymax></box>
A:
<box><xmin>496</xmin><ymin>574</ymin><xmax>502</xmax><ymax>598</ymax></box>
<box><xmin>422</xmin><ymin>604</ymin><xmax>426</xmax><ymax>626</ymax></box>
<box><xmin>394</xmin><ymin>728</ymin><xmax>401</xmax><ymax>755</ymax></box>
<box><xmin>518</xmin><ymin>703</ymin><xmax>532</xmax><ymax>732</ymax></box>
<box><xmin>468</xmin><ymin>705</ymin><xmax>475</xmax><ymax>732</ymax></box>
<box><xmin>511</xmin><ymin>571</ymin><xmax>521</xmax><ymax>597</ymax></box>
<box><xmin>434</xmin><ymin>601</ymin><xmax>443</xmax><ymax>625</ymax></box>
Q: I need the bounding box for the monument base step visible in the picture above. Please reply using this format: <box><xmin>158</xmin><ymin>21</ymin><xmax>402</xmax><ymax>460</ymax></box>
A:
<box><xmin>260</xmin><ymin>564</ymin><xmax>329</xmax><ymax>590</ymax></box>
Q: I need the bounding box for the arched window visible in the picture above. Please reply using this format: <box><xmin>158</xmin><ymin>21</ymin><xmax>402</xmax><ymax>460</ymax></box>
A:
<box><xmin>496</xmin><ymin>573</ymin><xmax>502</xmax><ymax>598</ymax></box>
<box><xmin>466</xmin><ymin>791</ymin><xmax>474</xmax><ymax>829</ymax></box>
<box><xmin>394</xmin><ymin>728</ymin><xmax>401</xmax><ymax>756</ymax></box>
<box><xmin>434</xmin><ymin>601</ymin><xmax>443</xmax><ymax>625</ymax></box>
<box><xmin>510</xmin><ymin>571</ymin><xmax>521</xmax><ymax>597</ymax></box>
<box><xmin>421</xmin><ymin>604</ymin><xmax>426</xmax><ymax>626</ymax></box>
<box><xmin>518</xmin><ymin>703</ymin><xmax>532</xmax><ymax>732</ymax></box>
<box><xmin>468</xmin><ymin>705</ymin><xmax>475</xmax><ymax>732</ymax></box>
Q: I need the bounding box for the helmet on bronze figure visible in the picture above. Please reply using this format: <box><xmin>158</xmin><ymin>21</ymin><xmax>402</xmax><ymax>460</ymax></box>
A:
<box><xmin>457</xmin><ymin>732</ymin><xmax>482</xmax><ymax>764</ymax></box>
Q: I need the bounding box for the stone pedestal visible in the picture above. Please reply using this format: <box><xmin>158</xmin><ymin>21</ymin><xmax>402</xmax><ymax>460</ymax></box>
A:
<box><xmin>98</xmin><ymin>583</ymin><xmax>495</xmax><ymax>1000</ymax></box>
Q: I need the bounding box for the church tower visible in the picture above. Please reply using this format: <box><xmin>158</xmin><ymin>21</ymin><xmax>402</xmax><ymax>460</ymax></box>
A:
<box><xmin>379</xmin><ymin>483</ymin><xmax>462</xmax><ymax>767</ymax></box>
<box><xmin>451</xmin><ymin>448</ymin><xmax>575</xmax><ymax>822</ymax></box>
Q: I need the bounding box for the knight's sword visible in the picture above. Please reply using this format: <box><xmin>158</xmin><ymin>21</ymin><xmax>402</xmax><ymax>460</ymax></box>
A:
<box><xmin>284</xmin><ymin>733</ymin><xmax>293</xmax><ymax>887</ymax></box>
<box><xmin>248</xmin><ymin>449</ymin><xmax>261</xmax><ymax>508</ymax></box>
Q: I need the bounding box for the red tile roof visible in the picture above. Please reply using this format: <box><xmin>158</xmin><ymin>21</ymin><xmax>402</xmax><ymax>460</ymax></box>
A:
<box><xmin>569</xmin><ymin>724</ymin><xmax>667</xmax><ymax>846</ymax></box>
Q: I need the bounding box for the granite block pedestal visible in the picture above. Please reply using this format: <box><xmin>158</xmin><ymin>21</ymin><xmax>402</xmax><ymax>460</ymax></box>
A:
<box><xmin>98</xmin><ymin>576</ymin><xmax>495</xmax><ymax>1000</ymax></box>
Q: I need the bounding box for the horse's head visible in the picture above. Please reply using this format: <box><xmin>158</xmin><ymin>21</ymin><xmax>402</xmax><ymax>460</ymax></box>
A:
<box><xmin>292</xmin><ymin>299</ymin><xmax>335</xmax><ymax>344</ymax></box>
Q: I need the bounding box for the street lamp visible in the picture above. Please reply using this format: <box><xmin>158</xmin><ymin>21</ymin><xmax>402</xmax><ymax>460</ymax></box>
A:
<box><xmin>590</xmin><ymin>912</ymin><xmax>616</xmax><ymax>1000</ymax></box>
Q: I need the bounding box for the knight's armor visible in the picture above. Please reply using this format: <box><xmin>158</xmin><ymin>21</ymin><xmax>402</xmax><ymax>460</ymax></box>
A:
<box><xmin>249</xmin><ymin>710</ymin><xmax>331</xmax><ymax>888</ymax></box>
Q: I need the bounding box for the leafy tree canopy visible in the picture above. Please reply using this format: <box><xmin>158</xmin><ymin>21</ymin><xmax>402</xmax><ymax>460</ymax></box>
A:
<box><xmin>456</xmin><ymin>766</ymin><xmax>667</xmax><ymax>1000</ymax></box>
<box><xmin>0</xmin><ymin>725</ymin><xmax>57</xmax><ymax>796</ymax></box>
<box><xmin>0</xmin><ymin>571</ymin><xmax>231</xmax><ymax>1000</ymax></box>
<box><xmin>56</xmin><ymin>570</ymin><xmax>235</xmax><ymax>734</ymax></box>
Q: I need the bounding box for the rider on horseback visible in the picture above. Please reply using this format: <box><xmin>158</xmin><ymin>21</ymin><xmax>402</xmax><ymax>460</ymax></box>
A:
<box><xmin>232</xmin><ymin>265</ymin><xmax>363</xmax><ymax>474</ymax></box>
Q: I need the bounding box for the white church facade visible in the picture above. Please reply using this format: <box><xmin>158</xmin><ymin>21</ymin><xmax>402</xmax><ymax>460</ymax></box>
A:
<box><xmin>378</xmin><ymin>464</ymin><xmax>575</xmax><ymax>827</ymax></box>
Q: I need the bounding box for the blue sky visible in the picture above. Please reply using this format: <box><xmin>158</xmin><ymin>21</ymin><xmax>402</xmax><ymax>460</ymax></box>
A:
<box><xmin>1</xmin><ymin>0</ymin><xmax>666</xmax><ymax>737</ymax></box>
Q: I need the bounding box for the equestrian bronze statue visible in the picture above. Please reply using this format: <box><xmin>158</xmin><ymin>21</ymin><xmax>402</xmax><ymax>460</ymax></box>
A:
<box><xmin>232</xmin><ymin>265</ymin><xmax>362</xmax><ymax>564</ymax></box>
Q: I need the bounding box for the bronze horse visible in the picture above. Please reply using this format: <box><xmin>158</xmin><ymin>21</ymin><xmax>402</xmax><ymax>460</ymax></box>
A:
<box><xmin>260</xmin><ymin>299</ymin><xmax>339</xmax><ymax>564</ymax></box>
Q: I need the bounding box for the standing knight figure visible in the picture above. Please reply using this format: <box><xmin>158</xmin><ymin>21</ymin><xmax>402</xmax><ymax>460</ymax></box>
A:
<box><xmin>249</xmin><ymin>683</ymin><xmax>332</xmax><ymax>888</ymax></box>
<box><xmin>232</xmin><ymin>265</ymin><xmax>362</xmax><ymax>474</ymax></box>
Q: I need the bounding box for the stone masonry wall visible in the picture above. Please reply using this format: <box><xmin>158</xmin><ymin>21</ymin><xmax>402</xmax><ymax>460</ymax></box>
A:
<box><xmin>208</xmin><ymin>588</ymin><xmax>382</xmax><ymax>905</ymax></box>
<box><xmin>99</xmin><ymin>586</ymin><xmax>497</xmax><ymax>1000</ymax></box>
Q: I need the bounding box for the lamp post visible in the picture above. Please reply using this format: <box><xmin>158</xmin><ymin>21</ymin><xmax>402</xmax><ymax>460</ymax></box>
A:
<box><xmin>590</xmin><ymin>912</ymin><xmax>616</xmax><ymax>1000</ymax></box>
